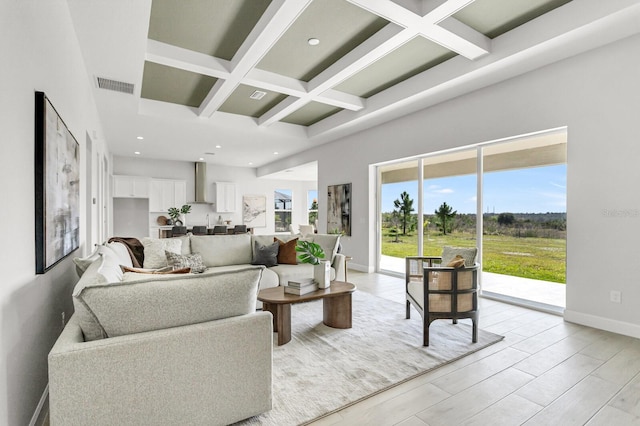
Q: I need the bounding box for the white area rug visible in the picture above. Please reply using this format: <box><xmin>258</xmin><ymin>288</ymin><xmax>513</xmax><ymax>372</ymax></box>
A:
<box><xmin>237</xmin><ymin>291</ymin><xmax>503</xmax><ymax>425</ymax></box>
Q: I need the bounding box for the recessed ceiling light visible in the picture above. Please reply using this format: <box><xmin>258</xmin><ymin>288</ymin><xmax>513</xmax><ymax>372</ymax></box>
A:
<box><xmin>136</xmin><ymin>136</ymin><xmax>144</xmax><ymax>140</ymax></box>
<box><xmin>307</xmin><ymin>38</ymin><xmax>320</xmax><ymax>46</ymax></box>
<box><xmin>248</xmin><ymin>162</ymin><xmax>253</xmax><ymax>165</ymax></box>
<box><xmin>134</xmin><ymin>151</ymin><xmax>141</xmax><ymax>155</ymax></box>
<box><xmin>273</xmin><ymin>151</ymin><xmax>279</xmax><ymax>155</ymax></box>
<box><xmin>215</xmin><ymin>145</ymin><xmax>222</xmax><ymax>149</ymax></box>
<box><xmin>199</xmin><ymin>157</ymin><xmax>204</xmax><ymax>161</ymax></box>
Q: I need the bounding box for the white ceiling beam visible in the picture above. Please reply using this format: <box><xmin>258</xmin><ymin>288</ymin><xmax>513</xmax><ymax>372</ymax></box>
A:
<box><xmin>197</xmin><ymin>0</ymin><xmax>313</xmax><ymax>118</ymax></box>
<box><xmin>259</xmin><ymin>23</ymin><xmax>410</xmax><ymax>126</ymax></box>
<box><xmin>348</xmin><ymin>0</ymin><xmax>489</xmax><ymax>59</ymax></box>
<box><xmin>317</xmin><ymin>89</ymin><xmax>366</xmax><ymax>111</ymax></box>
<box><xmin>244</xmin><ymin>68</ymin><xmax>365</xmax><ymax>110</ymax></box>
<box><xmin>145</xmin><ymin>39</ymin><xmax>231</xmax><ymax>78</ymax></box>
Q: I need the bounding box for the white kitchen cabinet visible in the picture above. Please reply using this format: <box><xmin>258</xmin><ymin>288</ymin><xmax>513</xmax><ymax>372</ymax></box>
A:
<box><xmin>112</xmin><ymin>175</ymin><xmax>149</xmax><ymax>198</ymax></box>
<box><xmin>213</xmin><ymin>182</ymin><xmax>236</xmax><ymax>212</ymax></box>
<box><xmin>149</xmin><ymin>179</ymin><xmax>187</xmax><ymax>212</ymax></box>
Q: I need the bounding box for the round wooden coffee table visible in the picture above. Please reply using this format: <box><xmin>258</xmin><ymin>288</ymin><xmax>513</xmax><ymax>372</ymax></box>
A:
<box><xmin>258</xmin><ymin>281</ymin><xmax>356</xmax><ymax>346</ymax></box>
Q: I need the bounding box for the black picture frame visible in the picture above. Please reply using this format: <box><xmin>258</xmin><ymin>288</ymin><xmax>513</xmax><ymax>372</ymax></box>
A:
<box><xmin>35</xmin><ymin>91</ymin><xmax>80</xmax><ymax>274</ymax></box>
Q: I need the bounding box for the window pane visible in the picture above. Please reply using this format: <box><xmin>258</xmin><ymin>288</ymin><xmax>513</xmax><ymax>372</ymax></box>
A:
<box><xmin>274</xmin><ymin>189</ymin><xmax>292</xmax><ymax>210</ymax></box>
<box><xmin>275</xmin><ymin>211</ymin><xmax>292</xmax><ymax>232</ymax></box>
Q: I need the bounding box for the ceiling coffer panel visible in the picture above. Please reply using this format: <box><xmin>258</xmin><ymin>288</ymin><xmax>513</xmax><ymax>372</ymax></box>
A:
<box><xmin>256</xmin><ymin>0</ymin><xmax>389</xmax><ymax>82</ymax></box>
<box><xmin>452</xmin><ymin>0</ymin><xmax>573</xmax><ymax>39</ymax></box>
<box><xmin>219</xmin><ymin>84</ymin><xmax>288</xmax><ymax>118</ymax></box>
<box><xmin>140</xmin><ymin>61</ymin><xmax>217</xmax><ymax>107</ymax></box>
<box><xmin>147</xmin><ymin>0</ymin><xmax>272</xmax><ymax>60</ymax></box>
<box><xmin>335</xmin><ymin>37</ymin><xmax>457</xmax><ymax>98</ymax></box>
<box><xmin>281</xmin><ymin>102</ymin><xmax>343</xmax><ymax>127</ymax></box>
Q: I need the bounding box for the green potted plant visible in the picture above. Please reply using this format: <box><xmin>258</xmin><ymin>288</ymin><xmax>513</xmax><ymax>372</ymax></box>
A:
<box><xmin>168</xmin><ymin>204</ymin><xmax>192</xmax><ymax>226</ymax></box>
<box><xmin>296</xmin><ymin>241</ymin><xmax>330</xmax><ymax>288</ymax></box>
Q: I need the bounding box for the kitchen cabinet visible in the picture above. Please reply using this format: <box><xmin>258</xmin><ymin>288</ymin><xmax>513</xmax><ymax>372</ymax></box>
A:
<box><xmin>112</xmin><ymin>175</ymin><xmax>149</xmax><ymax>198</ymax></box>
<box><xmin>149</xmin><ymin>179</ymin><xmax>187</xmax><ymax>212</ymax></box>
<box><xmin>213</xmin><ymin>182</ymin><xmax>236</xmax><ymax>212</ymax></box>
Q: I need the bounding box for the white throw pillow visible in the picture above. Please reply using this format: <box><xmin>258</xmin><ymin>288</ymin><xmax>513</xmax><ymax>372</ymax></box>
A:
<box><xmin>142</xmin><ymin>237</ymin><xmax>182</xmax><ymax>269</ymax></box>
<box><xmin>106</xmin><ymin>242</ymin><xmax>133</xmax><ymax>268</ymax></box>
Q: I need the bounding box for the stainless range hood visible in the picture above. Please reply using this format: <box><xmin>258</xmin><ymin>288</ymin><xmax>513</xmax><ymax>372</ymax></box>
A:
<box><xmin>192</xmin><ymin>162</ymin><xmax>212</xmax><ymax>204</ymax></box>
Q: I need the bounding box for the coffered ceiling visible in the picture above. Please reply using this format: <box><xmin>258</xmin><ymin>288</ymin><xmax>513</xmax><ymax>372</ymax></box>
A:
<box><xmin>66</xmin><ymin>0</ymin><xmax>640</xmax><ymax>169</ymax></box>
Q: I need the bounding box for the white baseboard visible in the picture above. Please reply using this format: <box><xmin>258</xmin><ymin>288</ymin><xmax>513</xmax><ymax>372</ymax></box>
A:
<box><xmin>564</xmin><ymin>309</ymin><xmax>640</xmax><ymax>339</ymax></box>
<box><xmin>347</xmin><ymin>262</ymin><xmax>374</xmax><ymax>273</ymax></box>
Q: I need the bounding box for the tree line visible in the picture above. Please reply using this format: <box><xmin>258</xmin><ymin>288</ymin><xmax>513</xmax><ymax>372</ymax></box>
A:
<box><xmin>385</xmin><ymin>192</ymin><xmax>566</xmax><ymax>240</ymax></box>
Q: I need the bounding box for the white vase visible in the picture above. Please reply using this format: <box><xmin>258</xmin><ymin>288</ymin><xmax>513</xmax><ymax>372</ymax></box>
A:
<box><xmin>314</xmin><ymin>260</ymin><xmax>331</xmax><ymax>289</ymax></box>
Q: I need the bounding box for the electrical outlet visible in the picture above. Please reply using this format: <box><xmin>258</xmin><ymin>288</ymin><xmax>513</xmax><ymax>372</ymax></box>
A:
<box><xmin>61</xmin><ymin>311</ymin><xmax>66</xmax><ymax>329</ymax></box>
<box><xmin>610</xmin><ymin>290</ymin><xmax>621</xmax><ymax>304</ymax></box>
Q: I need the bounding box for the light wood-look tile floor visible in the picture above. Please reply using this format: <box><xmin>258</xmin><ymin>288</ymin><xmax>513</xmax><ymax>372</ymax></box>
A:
<box><xmin>309</xmin><ymin>271</ymin><xmax>640</xmax><ymax>426</ymax></box>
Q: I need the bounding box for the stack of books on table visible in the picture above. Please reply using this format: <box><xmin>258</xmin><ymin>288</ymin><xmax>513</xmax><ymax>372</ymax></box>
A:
<box><xmin>284</xmin><ymin>278</ymin><xmax>318</xmax><ymax>295</ymax></box>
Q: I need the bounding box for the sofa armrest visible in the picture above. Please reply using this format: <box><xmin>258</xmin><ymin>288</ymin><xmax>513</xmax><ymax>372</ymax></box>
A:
<box><xmin>49</xmin><ymin>312</ymin><xmax>273</xmax><ymax>426</ymax></box>
<box><xmin>332</xmin><ymin>253</ymin><xmax>347</xmax><ymax>282</ymax></box>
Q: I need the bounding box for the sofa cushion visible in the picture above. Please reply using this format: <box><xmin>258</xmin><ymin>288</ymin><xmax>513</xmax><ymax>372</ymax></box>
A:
<box><xmin>252</xmin><ymin>241</ymin><xmax>279</xmax><ymax>267</ymax></box>
<box><xmin>165</xmin><ymin>251</ymin><xmax>207</xmax><ymax>273</ymax></box>
<box><xmin>73</xmin><ymin>266</ymin><xmax>263</xmax><ymax>341</ymax></box>
<box><xmin>275</xmin><ymin>238</ymin><xmax>298</xmax><ymax>265</ymax></box>
<box><xmin>141</xmin><ymin>237</ymin><xmax>182</xmax><ymax>269</ymax></box>
<box><xmin>190</xmin><ymin>234</ymin><xmax>252</xmax><ymax>267</ymax></box>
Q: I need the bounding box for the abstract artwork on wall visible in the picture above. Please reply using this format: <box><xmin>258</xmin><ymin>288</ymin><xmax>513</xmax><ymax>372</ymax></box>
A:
<box><xmin>327</xmin><ymin>183</ymin><xmax>351</xmax><ymax>236</ymax></box>
<box><xmin>35</xmin><ymin>92</ymin><xmax>80</xmax><ymax>273</ymax></box>
<box><xmin>243</xmin><ymin>194</ymin><xmax>267</xmax><ymax>228</ymax></box>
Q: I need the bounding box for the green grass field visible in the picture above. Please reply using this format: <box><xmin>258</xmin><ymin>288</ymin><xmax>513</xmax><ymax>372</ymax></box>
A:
<box><xmin>382</xmin><ymin>231</ymin><xmax>566</xmax><ymax>283</ymax></box>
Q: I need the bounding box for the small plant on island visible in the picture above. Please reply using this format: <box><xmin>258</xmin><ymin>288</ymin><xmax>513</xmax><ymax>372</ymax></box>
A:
<box><xmin>168</xmin><ymin>204</ymin><xmax>192</xmax><ymax>225</ymax></box>
<box><xmin>295</xmin><ymin>240</ymin><xmax>325</xmax><ymax>265</ymax></box>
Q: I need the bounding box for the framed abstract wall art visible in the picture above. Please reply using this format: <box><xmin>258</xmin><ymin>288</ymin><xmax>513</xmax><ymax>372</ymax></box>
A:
<box><xmin>35</xmin><ymin>91</ymin><xmax>80</xmax><ymax>273</ymax></box>
<box><xmin>327</xmin><ymin>183</ymin><xmax>351</xmax><ymax>236</ymax></box>
<box><xmin>243</xmin><ymin>194</ymin><xmax>267</xmax><ymax>228</ymax></box>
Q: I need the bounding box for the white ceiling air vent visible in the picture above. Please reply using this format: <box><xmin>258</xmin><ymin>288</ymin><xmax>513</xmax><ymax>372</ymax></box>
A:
<box><xmin>249</xmin><ymin>90</ymin><xmax>267</xmax><ymax>100</ymax></box>
<box><xmin>95</xmin><ymin>76</ymin><xmax>134</xmax><ymax>94</ymax></box>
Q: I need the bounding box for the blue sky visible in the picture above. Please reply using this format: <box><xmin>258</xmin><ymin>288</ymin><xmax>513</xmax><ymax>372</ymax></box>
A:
<box><xmin>382</xmin><ymin>164</ymin><xmax>566</xmax><ymax>214</ymax></box>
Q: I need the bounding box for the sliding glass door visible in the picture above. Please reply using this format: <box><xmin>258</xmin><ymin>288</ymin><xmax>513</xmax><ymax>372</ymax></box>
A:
<box><xmin>377</xmin><ymin>130</ymin><xmax>567</xmax><ymax>309</ymax></box>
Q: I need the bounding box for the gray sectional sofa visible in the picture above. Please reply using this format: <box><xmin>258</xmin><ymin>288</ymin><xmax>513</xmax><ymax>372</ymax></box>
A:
<box><xmin>48</xmin><ymin>232</ymin><xmax>343</xmax><ymax>425</ymax></box>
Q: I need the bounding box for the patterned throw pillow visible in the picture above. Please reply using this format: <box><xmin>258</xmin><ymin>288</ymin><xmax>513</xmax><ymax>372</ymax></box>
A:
<box><xmin>275</xmin><ymin>238</ymin><xmax>298</xmax><ymax>265</ymax></box>
<box><xmin>446</xmin><ymin>255</ymin><xmax>466</xmax><ymax>268</ymax></box>
<box><xmin>252</xmin><ymin>241</ymin><xmax>279</xmax><ymax>267</ymax></box>
<box><xmin>165</xmin><ymin>251</ymin><xmax>207</xmax><ymax>273</ymax></box>
<box><xmin>441</xmin><ymin>246</ymin><xmax>477</xmax><ymax>267</ymax></box>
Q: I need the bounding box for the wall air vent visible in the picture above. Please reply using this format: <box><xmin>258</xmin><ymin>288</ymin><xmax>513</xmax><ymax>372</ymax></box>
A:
<box><xmin>95</xmin><ymin>77</ymin><xmax>134</xmax><ymax>94</ymax></box>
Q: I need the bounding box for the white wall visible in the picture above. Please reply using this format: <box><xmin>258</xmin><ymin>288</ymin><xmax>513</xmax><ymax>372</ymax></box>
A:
<box><xmin>260</xmin><ymin>34</ymin><xmax>640</xmax><ymax>338</ymax></box>
<box><xmin>113</xmin><ymin>156</ymin><xmax>317</xmax><ymax>236</ymax></box>
<box><xmin>0</xmin><ymin>1</ymin><xmax>109</xmax><ymax>424</ymax></box>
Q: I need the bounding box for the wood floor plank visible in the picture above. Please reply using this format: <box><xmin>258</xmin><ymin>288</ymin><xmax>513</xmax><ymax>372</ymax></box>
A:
<box><xmin>516</xmin><ymin>353</ymin><xmax>604</xmax><ymax>406</ymax></box>
<box><xmin>416</xmin><ymin>368</ymin><xmax>534</xmax><ymax>426</ymax></box>
<box><xmin>609</xmin><ymin>373</ymin><xmax>640</xmax><ymax>417</ymax></box>
<box><xmin>591</xmin><ymin>347</ymin><xmax>640</xmax><ymax>386</ymax></box>
<box><xmin>430</xmin><ymin>347</ymin><xmax>530</xmax><ymax>394</ymax></box>
<box><xmin>522</xmin><ymin>375</ymin><xmax>620</xmax><ymax>426</ymax></box>
<box><xmin>337</xmin><ymin>383</ymin><xmax>450</xmax><ymax>426</ymax></box>
<box><xmin>586</xmin><ymin>406</ymin><xmax>640</xmax><ymax>425</ymax></box>
<box><xmin>460</xmin><ymin>394</ymin><xmax>543</xmax><ymax>426</ymax></box>
<box><xmin>513</xmin><ymin>335</ymin><xmax>593</xmax><ymax>377</ymax></box>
